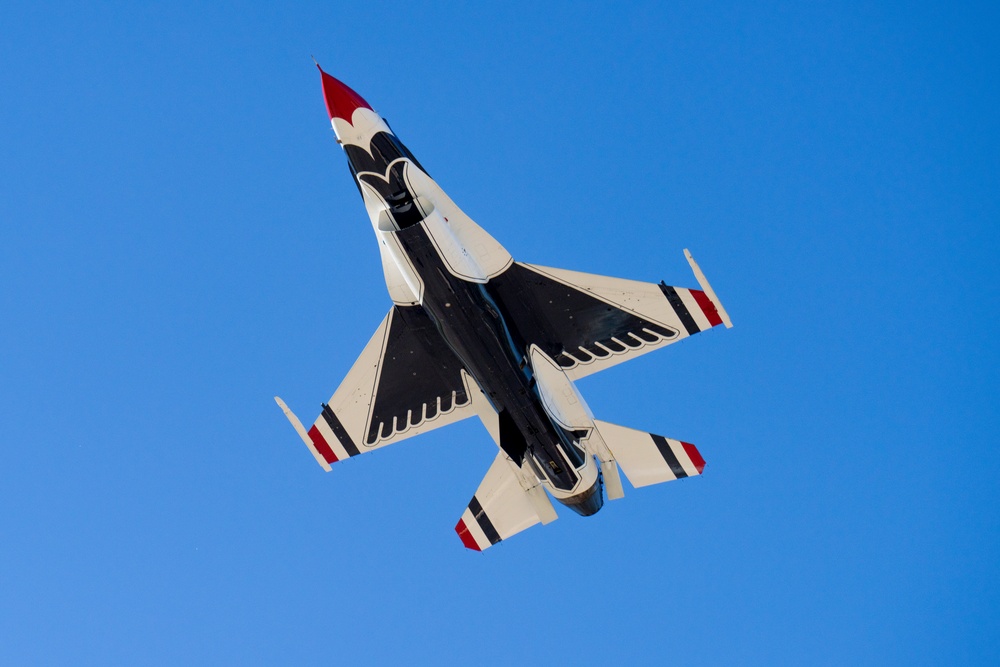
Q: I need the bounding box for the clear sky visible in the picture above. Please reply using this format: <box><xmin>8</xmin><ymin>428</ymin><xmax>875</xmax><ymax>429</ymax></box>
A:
<box><xmin>2</xmin><ymin>1</ymin><xmax>997</xmax><ymax>664</ymax></box>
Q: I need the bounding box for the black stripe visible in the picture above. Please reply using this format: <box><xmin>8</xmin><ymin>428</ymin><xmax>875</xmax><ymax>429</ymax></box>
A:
<box><xmin>651</xmin><ymin>434</ymin><xmax>687</xmax><ymax>479</ymax></box>
<box><xmin>321</xmin><ymin>404</ymin><xmax>361</xmax><ymax>457</ymax></box>
<box><xmin>659</xmin><ymin>282</ymin><xmax>699</xmax><ymax>336</ymax></box>
<box><xmin>468</xmin><ymin>496</ymin><xmax>502</xmax><ymax>545</ymax></box>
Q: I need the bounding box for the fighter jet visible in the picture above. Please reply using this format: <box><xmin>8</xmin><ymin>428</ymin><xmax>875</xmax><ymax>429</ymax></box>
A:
<box><xmin>275</xmin><ymin>65</ymin><xmax>733</xmax><ymax>551</ymax></box>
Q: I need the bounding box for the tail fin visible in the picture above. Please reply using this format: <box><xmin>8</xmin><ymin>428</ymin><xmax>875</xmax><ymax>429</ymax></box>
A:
<box><xmin>593</xmin><ymin>420</ymin><xmax>705</xmax><ymax>489</ymax></box>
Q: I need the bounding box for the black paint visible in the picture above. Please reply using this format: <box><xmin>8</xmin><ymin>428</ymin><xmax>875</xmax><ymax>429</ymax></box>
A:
<box><xmin>488</xmin><ymin>264</ymin><xmax>679</xmax><ymax>371</ymax></box>
<box><xmin>659</xmin><ymin>282</ymin><xmax>699</xmax><ymax>336</ymax></box>
<box><xmin>469</xmin><ymin>496</ymin><xmax>501</xmax><ymax>545</ymax></box>
<box><xmin>365</xmin><ymin>306</ymin><xmax>469</xmax><ymax>445</ymax></box>
<box><xmin>321</xmin><ymin>404</ymin><xmax>360</xmax><ymax>457</ymax></box>
<box><xmin>651</xmin><ymin>434</ymin><xmax>687</xmax><ymax>479</ymax></box>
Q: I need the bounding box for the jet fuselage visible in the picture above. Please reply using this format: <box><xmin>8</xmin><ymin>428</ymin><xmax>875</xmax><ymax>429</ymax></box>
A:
<box><xmin>323</xmin><ymin>69</ymin><xmax>603</xmax><ymax>514</ymax></box>
<box><xmin>277</xmin><ymin>65</ymin><xmax>728</xmax><ymax>550</ymax></box>
<box><xmin>393</xmin><ymin>222</ymin><xmax>603</xmax><ymax>514</ymax></box>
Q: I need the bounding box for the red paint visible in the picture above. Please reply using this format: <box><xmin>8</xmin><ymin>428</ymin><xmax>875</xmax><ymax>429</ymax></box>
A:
<box><xmin>308</xmin><ymin>425</ymin><xmax>339</xmax><ymax>464</ymax></box>
<box><xmin>682</xmin><ymin>442</ymin><xmax>706</xmax><ymax>474</ymax></box>
<box><xmin>690</xmin><ymin>289</ymin><xmax>723</xmax><ymax>327</ymax></box>
<box><xmin>317</xmin><ymin>66</ymin><xmax>372</xmax><ymax>124</ymax></box>
<box><xmin>455</xmin><ymin>519</ymin><xmax>482</xmax><ymax>551</ymax></box>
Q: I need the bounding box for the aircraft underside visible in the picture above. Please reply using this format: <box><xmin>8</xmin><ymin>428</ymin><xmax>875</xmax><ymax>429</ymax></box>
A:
<box><xmin>393</xmin><ymin>221</ymin><xmax>603</xmax><ymax>513</ymax></box>
<box><xmin>275</xmin><ymin>65</ymin><xmax>732</xmax><ymax>550</ymax></box>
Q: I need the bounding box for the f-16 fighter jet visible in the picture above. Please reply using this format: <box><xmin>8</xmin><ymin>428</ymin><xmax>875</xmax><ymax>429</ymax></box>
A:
<box><xmin>276</xmin><ymin>65</ymin><xmax>733</xmax><ymax>551</ymax></box>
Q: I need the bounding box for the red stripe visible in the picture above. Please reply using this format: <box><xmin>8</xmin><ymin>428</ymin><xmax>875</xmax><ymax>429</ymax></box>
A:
<box><xmin>455</xmin><ymin>519</ymin><xmax>482</xmax><ymax>551</ymax></box>
<box><xmin>308</xmin><ymin>425</ymin><xmax>339</xmax><ymax>464</ymax></box>
<box><xmin>682</xmin><ymin>442</ymin><xmax>706</xmax><ymax>474</ymax></box>
<box><xmin>690</xmin><ymin>289</ymin><xmax>723</xmax><ymax>327</ymax></box>
<box><xmin>318</xmin><ymin>68</ymin><xmax>372</xmax><ymax>124</ymax></box>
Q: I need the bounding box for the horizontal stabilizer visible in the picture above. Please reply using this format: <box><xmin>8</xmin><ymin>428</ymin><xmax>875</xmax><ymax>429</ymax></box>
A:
<box><xmin>456</xmin><ymin>452</ymin><xmax>556</xmax><ymax>551</ymax></box>
<box><xmin>593</xmin><ymin>420</ymin><xmax>705</xmax><ymax>488</ymax></box>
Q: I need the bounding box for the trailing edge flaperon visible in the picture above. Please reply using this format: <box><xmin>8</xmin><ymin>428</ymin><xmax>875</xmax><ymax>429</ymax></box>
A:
<box><xmin>276</xmin><ymin>65</ymin><xmax>733</xmax><ymax>551</ymax></box>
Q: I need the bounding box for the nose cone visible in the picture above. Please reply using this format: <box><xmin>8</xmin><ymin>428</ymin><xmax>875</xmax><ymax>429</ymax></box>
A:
<box><xmin>317</xmin><ymin>66</ymin><xmax>372</xmax><ymax>124</ymax></box>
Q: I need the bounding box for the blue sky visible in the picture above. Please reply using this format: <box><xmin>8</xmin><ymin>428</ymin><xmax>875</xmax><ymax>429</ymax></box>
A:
<box><xmin>1</xmin><ymin>1</ymin><xmax>997</xmax><ymax>664</ymax></box>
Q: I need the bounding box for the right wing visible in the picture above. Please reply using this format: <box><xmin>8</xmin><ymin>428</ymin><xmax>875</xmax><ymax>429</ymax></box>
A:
<box><xmin>295</xmin><ymin>305</ymin><xmax>477</xmax><ymax>466</ymax></box>
<box><xmin>487</xmin><ymin>252</ymin><xmax>731</xmax><ymax>380</ymax></box>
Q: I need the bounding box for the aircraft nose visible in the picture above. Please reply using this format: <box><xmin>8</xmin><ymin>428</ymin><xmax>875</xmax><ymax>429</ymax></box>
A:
<box><xmin>317</xmin><ymin>65</ymin><xmax>372</xmax><ymax>124</ymax></box>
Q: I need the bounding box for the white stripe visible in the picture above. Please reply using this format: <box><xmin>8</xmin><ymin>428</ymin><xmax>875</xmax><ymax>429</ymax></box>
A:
<box><xmin>678</xmin><ymin>288</ymin><xmax>712</xmax><ymax>332</ymax></box>
<box><xmin>668</xmin><ymin>439</ymin><xmax>700</xmax><ymax>477</ymax></box>
<box><xmin>461</xmin><ymin>507</ymin><xmax>491</xmax><ymax>550</ymax></box>
<box><xmin>684</xmin><ymin>249</ymin><xmax>733</xmax><ymax>328</ymax></box>
<box><xmin>314</xmin><ymin>417</ymin><xmax>351</xmax><ymax>461</ymax></box>
<box><xmin>274</xmin><ymin>397</ymin><xmax>332</xmax><ymax>472</ymax></box>
<box><xmin>331</xmin><ymin>109</ymin><xmax>391</xmax><ymax>148</ymax></box>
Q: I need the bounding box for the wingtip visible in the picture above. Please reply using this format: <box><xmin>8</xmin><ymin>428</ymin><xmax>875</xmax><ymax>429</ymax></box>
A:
<box><xmin>276</xmin><ymin>396</ymin><xmax>334</xmax><ymax>472</ymax></box>
<box><xmin>682</xmin><ymin>442</ymin><xmax>706</xmax><ymax>475</ymax></box>
<box><xmin>455</xmin><ymin>519</ymin><xmax>483</xmax><ymax>551</ymax></box>
<box><xmin>683</xmin><ymin>249</ymin><xmax>733</xmax><ymax>329</ymax></box>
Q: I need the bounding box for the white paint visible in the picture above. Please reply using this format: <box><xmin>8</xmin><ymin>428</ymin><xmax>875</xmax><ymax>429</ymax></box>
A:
<box><xmin>459</xmin><ymin>507</ymin><xmax>491</xmax><ymax>550</ymax></box>
<box><xmin>594</xmin><ymin>419</ymin><xmax>703</xmax><ymax>488</ymax></box>
<box><xmin>331</xmin><ymin>108</ymin><xmax>391</xmax><ymax>148</ymax></box>
<box><xmin>528</xmin><ymin>345</ymin><xmax>593</xmax><ymax>430</ymax></box>
<box><xmin>274</xmin><ymin>397</ymin><xmax>332</xmax><ymax>472</ymax></box>
<box><xmin>405</xmin><ymin>166</ymin><xmax>512</xmax><ymax>278</ymax></box>
<box><xmin>671</xmin><ymin>440</ymin><xmax>701</xmax><ymax>478</ymax></box>
<box><xmin>685</xmin><ymin>249</ymin><xmax>733</xmax><ymax>328</ymax></box>
<box><xmin>679</xmin><ymin>288</ymin><xmax>712</xmax><ymax>332</ymax></box>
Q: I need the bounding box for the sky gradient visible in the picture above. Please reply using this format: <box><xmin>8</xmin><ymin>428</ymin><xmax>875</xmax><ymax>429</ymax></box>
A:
<box><xmin>2</xmin><ymin>2</ymin><xmax>998</xmax><ymax>664</ymax></box>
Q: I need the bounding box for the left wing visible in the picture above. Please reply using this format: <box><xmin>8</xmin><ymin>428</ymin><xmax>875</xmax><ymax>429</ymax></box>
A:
<box><xmin>288</xmin><ymin>305</ymin><xmax>477</xmax><ymax>467</ymax></box>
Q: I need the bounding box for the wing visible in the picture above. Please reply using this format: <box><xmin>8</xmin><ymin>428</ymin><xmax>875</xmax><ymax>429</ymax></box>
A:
<box><xmin>455</xmin><ymin>451</ymin><xmax>557</xmax><ymax>551</ymax></box>
<box><xmin>303</xmin><ymin>305</ymin><xmax>476</xmax><ymax>465</ymax></box>
<box><xmin>487</xmin><ymin>255</ymin><xmax>730</xmax><ymax>380</ymax></box>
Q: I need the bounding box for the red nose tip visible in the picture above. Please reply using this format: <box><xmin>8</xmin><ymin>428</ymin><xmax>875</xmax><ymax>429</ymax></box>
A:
<box><xmin>317</xmin><ymin>65</ymin><xmax>372</xmax><ymax>124</ymax></box>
